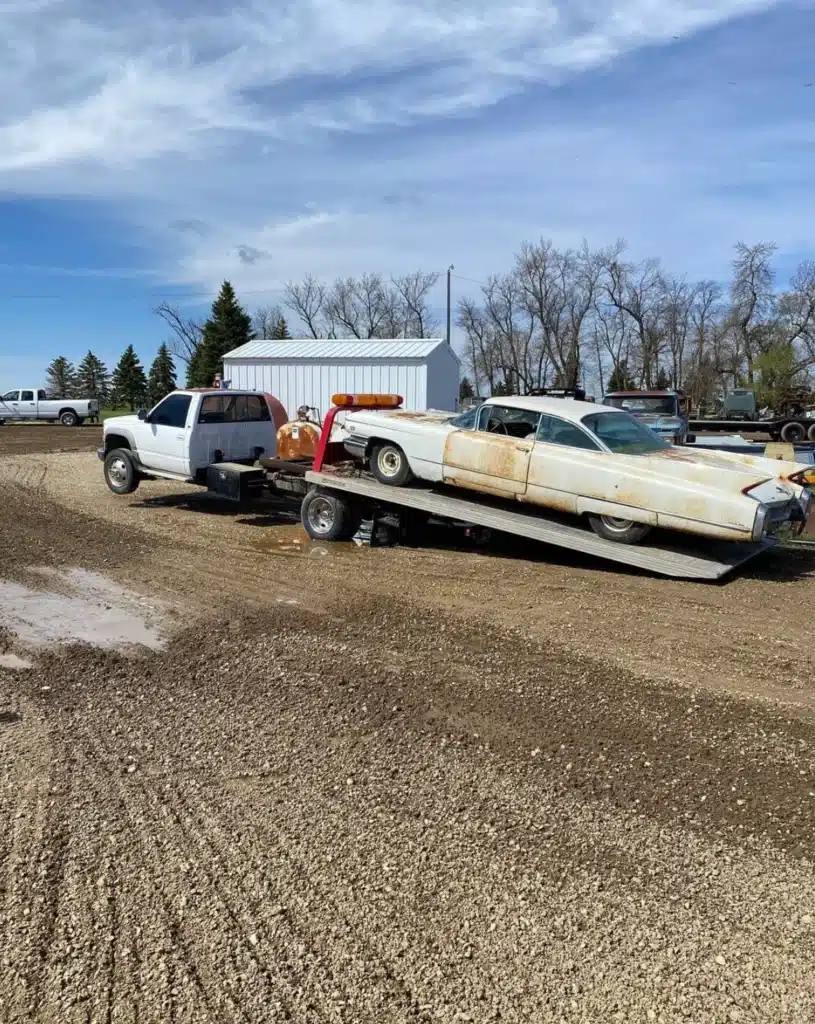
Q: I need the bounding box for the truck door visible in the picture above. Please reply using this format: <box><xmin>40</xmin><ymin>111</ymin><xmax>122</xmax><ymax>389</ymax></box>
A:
<box><xmin>19</xmin><ymin>390</ymin><xmax>37</xmax><ymax>418</ymax></box>
<box><xmin>0</xmin><ymin>390</ymin><xmax>21</xmax><ymax>420</ymax></box>
<box><xmin>138</xmin><ymin>393</ymin><xmax>193</xmax><ymax>475</ymax></box>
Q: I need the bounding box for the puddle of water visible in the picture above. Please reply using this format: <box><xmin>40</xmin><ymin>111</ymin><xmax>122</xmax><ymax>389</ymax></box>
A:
<box><xmin>0</xmin><ymin>568</ymin><xmax>167</xmax><ymax>650</ymax></box>
<box><xmin>0</xmin><ymin>653</ymin><xmax>32</xmax><ymax>670</ymax></box>
<box><xmin>244</xmin><ymin>526</ymin><xmax>343</xmax><ymax>560</ymax></box>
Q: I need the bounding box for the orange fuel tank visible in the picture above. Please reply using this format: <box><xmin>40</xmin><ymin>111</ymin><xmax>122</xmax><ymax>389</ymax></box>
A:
<box><xmin>276</xmin><ymin>415</ymin><xmax>322</xmax><ymax>461</ymax></box>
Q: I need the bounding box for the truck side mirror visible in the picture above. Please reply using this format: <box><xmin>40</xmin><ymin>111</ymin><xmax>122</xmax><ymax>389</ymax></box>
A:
<box><xmin>137</xmin><ymin>408</ymin><xmax>147</xmax><ymax>421</ymax></box>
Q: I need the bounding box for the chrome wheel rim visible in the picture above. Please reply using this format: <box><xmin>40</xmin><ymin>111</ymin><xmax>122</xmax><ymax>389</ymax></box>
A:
<box><xmin>601</xmin><ymin>516</ymin><xmax>633</xmax><ymax>533</ymax></box>
<box><xmin>378</xmin><ymin>448</ymin><xmax>402</xmax><ymax>477</ymax></box>
<box><xmin>307</xmin><ymin>496</ymin><xmax>335</xmax><ymax>534</ymax></box>
<box><xmin>107</xmin><ymin>457</ymin><xmax>128</xmax><ymax>486</ymax></box>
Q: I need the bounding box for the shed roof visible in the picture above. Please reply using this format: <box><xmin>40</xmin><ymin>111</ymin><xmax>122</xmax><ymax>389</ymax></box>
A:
<box><xmin>224</xmin><ymin>338</ymin><xmax>455</xmax><ymax>361</ymax></box>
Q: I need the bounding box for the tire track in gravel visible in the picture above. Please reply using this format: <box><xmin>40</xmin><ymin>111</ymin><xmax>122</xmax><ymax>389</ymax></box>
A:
<box><xmin>184</xmin><ymin>783</ymin><xmax>422</xmax><ymax>1021</ymax></box>
<box><xmin>41</xmin><ymin>719</ymin><xmax>224</xmax><ymax>1024</ymax></box>
<box><xmin>83</xmin><ymin>722</ymin><xmax>339</xmax><ymax>1024</ymax></box>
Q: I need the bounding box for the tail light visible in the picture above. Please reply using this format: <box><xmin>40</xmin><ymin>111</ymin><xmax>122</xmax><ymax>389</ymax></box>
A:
<box><xmin>331</xmin><ymin>393</ymin><xmax>403</xmax><ymax>408</ymax></box>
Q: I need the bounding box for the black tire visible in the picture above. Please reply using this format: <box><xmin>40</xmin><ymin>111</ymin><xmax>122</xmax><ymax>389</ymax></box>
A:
<box><xmin>60</xmin><ymin>410</ymin><xmax>79</xmax><ymax>427</ymax></box>
<box><xmin>780</xmin><ymin>421</ymin><xmax>806</xmax><ymax>443</ymax></box>
<box><xmin>369</xmin><ymin>443</ymin><xmax>413</xmax><ymax>486</ymax></box>
<box><xmin>104</xmin><ymin>448</ymin><xmax>140</xmax><ymax>495</ymax></box>
<box><xmin>587</xmin><ymin>514</ymin><xmax>652</xmax><ymax>545</ymax></box>
<box><xmin>300</xmin><ymin>488</ymin><xmax>361</xmax><ymax>541</ymax></box>
<box><xmin>808</xmin><ymin>423</ymin><xmax>815</xmax><ymax>443</ymax></box>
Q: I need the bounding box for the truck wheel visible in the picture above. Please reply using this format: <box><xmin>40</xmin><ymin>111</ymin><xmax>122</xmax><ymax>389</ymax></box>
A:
<box><xmin>60</xmin><ymin>410</ymin><xmax>79</xmax><ymax>427</ymax></box>
<box><xmin>781</xmin><ymin>421</ymin><xmax>806</xmax><ymax>443</ymax></box>
<box><xmin>104</xmin><ymin>449</ymin><xmax>140</xmax><ymax>495</ymax></box>
<box><xmin>370</xmin><ymin>443</ymin><xmax>414</xmax><ymax>486</ymax></box>
<box><xmin>587</xmin><ymin>514</ymin><xmax>652</xmax><ymax>545</ymax></box>
<box><xmin>301</xmin><ymin>489</ymin><xmax>361</xmax><ymax>541</ymax></box>
<box><xmin>808</xmin><ymin>423</ymin><xmax>815</xmax><ymax>443</ymax></box>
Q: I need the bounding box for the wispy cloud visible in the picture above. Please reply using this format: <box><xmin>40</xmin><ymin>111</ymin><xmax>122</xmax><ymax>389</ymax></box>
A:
<box><xmin>0</xmin><ymin>1</ymin><xmax>784</xmax><ymax>174</ymax></box>
<box><xmin>0</xmin><ymin>0</ymin><xmax>808</xmax><ymax>308</ymax></box>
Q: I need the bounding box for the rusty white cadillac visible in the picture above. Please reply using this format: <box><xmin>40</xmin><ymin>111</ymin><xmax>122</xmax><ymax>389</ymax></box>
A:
<box><xmin>340</xmin><ymin>395</ymin><xmax>814</xmax><ymax>545</ymax></box>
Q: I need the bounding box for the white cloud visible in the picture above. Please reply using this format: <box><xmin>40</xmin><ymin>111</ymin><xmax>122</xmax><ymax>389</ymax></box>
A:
<box><xmin>0</xmin><ymin>0</ymin><xmax>805</xmax><ymax>312</ymax></box>
<box><xmin>0</xmin><ymin>1</ymin><xmax>784</xmax><ymax>174</ymax></box>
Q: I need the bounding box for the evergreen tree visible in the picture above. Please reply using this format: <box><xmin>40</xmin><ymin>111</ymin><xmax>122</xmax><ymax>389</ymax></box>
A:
<box><xmin>188</xmin><ymin>281</ymin><xmax>254</xmax><ymax>387</ymax></box>
<box><xmin>607</xmin><ymin>361</ymin><xmax>637</xmax><ymax>391</ymax></box>
<box><xmin>186</xmin><ymin>344</ymin><xmax>205</xmax><ymax>388</ymax></box>
<box><xmin>111</xmin><ymin>345</ymin><xmax>148</xmax><ymax>411</ymax></box>
<box><xmin>75</xmin><ymin>351</ymin><xmax>110</xmax><ymax>404</ymax></box>
<box><xmin>147</xmin><ymin>343</ymin><xmax>177</xmax><ymax>406</ymax></box>
<box><xmin>272</xmin><ymin>315</ymin><xmax>291</xmax><ymax>339</ymax></box>
<box><xmin>44</xmin><ymin>356</ymin><xmax>77</xmax><ymax>399</ymax></box>
<box><xmin>654</xmin><ymin>366</ymin><xmax>672</xmax><ymax>390</ymax></box>
<box><xmin>459</xmin><ymin>376</ymin><xmax>475</xmax><ymax>402</ymax></box>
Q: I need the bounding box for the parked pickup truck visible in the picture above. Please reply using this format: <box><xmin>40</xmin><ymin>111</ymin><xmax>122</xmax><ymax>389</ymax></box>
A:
<box><xmin>99</xmin><ymin>389</ymin><xmax>280</xmax><ymax>493</ymax></box>
<box><xmin>601</xmin><ymin>390</ymin><xmax>692</xmax><ymax>445</ymax></box>
<box><xmin>0</xmin><ymin>388</ymin><xmax>98</xmax><ymax>426</ymax></box>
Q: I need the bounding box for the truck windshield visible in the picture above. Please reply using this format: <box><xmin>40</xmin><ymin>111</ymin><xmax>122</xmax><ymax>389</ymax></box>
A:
<box><xmin>582</xmin><ymin>412</ymin><xmax>670</xmax><ymax>454</ymax></box>
<box><xmin>604</xmin><ymin>396</ymin><xmax>677</xmax><ymax>415</ymax></box>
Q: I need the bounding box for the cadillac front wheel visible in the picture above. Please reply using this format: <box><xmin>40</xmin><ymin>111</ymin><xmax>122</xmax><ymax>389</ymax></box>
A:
<box><xmin>370</xmin><ymin>443</ymin><xmax>414</xmax><ymax>486</ymax></box>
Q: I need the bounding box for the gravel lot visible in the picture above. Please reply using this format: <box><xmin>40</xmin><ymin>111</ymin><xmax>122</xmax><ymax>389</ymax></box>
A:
<box><xmin>1</xmin><ymin>430</ymin><xmax>814</xmax><ymax>1023</ymax></box>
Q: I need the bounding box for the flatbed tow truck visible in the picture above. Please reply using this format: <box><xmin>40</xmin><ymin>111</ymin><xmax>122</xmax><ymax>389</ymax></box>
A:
<box><xmin>204</xmin><ymin>395</ymin><xmax>783</xmax><ymax>582</ymax></box>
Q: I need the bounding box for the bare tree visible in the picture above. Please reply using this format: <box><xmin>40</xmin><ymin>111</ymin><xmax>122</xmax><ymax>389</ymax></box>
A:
<box><xmin>252</xmin><ymin>304</ymin><xmax>285</xmax><ymax>340</ymax></box>
<box><xmin>456</xmin><ymin>297</ymin><xmax>499</xmax><ymax>395</ymax></box>
<box><xmin>515</xmin><ymin>240</ymin><xmax>605</xmax><ymax>389</ymax></box>
<box><xmin>728</xmin><ymin>241</ymin><xmax>778</xmax><ymax>382</ymax></box>
<box><xmin>593</xmin><ymin>303</ymin><xmax>635</xmax><ymax>390</ymax></box>
<box><xmin>391</xmin><ymin>271</ymin><xmax>440</xmax><ymax>337</ymax></box>
<box><xmin>153</xmin><ymin>302</ymin><xmax>203</xmax><ymax>367</ymax></box>
<box><xmin>777</xmin><ymin>259</ymin><xmax>815</xmax><ymax>370</ymax></box>
<box><xmin>661</xmin><ymin>277</ymin><xmax>694</xmax><ymax>389</ymax></box>
<box><xmin>283</xmin><ymin>274</ymin><xmax>327</xmax><ymax>338</ymax></box>
<box><xmin>283</xmin><ymin>270</ymin><xmax>440</xmax><ymax>339</ymax></box>
<box><xmin>481</xmin><ymin>272</ymin><xmax>542</xmax><ymax>392</ymax></box>
<box><xmin>602</xmin><ymin>254</ymin><xmax>666</xmax><ymax>388</ymax></box>
<box><xmin>685</xmin><ymin>280</ymin><xmax>727</xmax><ymax>409</ymax></box>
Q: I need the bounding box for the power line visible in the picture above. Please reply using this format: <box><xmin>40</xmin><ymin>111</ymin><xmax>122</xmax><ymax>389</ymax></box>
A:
<box><xmin>452</xmin><ymin>272</ymin><xmax>487</xmax><ymax>288</ymax></box>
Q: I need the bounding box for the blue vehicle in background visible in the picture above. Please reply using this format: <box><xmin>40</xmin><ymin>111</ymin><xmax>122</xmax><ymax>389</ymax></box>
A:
<box><xmin>601</xmin><ymin>390</ymin><xmax>693</xmax><ymax>445</ymax></box>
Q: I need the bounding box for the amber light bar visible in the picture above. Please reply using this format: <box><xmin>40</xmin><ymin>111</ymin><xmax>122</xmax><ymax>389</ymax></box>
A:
<box><xmin>331</xmin><ymin>393</ymin><xmax>403</xmax><ymax>408</ymax></box>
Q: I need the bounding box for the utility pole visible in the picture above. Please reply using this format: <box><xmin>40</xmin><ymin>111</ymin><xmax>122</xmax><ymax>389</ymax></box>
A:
<box><xmin>446</xmin><ymin>264</ymin><xmax>454</xmax><ymax>345</ymax></box>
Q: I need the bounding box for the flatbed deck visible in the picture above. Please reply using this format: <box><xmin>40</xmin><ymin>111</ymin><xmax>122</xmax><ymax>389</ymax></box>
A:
<box><xmin>304</xmin><ymin>470</ymin><xmax>776</xmax><ymax>581</ymax></box>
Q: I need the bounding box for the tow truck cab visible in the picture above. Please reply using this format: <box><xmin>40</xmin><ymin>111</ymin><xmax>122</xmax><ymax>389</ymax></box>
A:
<box><xmin>101</xmin><ymin>390</ymin><xmax>281</xmax><ymax>485</ymax></box>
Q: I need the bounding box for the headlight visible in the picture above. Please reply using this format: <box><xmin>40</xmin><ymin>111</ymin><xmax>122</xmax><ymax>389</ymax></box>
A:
<box><xmin>752</xmin><ymin>503</ymin><xmax>769</xmax><ymax>542</ymax></box>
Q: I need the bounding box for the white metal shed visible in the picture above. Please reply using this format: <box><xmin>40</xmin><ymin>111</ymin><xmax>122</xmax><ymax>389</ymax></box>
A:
<box><xmin>223</xmin><ymin>338</ymin><xmax>460</xmax><ymax>417</ymax></box>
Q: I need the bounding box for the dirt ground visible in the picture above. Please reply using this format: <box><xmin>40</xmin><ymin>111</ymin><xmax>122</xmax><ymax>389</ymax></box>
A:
<box><xmin>0</xmin><ymin>422</ymin><xmax>102</xmax><ymax>456</ymax></box>
<box><xmin>1</xmin><ymin>428</ymin><xmax>815</xmax><ymax>1023</ymax></box>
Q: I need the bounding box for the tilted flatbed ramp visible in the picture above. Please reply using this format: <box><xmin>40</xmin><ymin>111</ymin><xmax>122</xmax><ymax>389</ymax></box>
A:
<box><xmin>304</xmin><ymin>470</ymin><xmax>776</xmax><ymax>581</ymax></box>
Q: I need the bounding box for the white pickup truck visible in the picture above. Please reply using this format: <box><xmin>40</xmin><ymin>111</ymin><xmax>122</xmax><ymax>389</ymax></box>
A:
<box><xmin>0</xmin><ymin>388</ymin><xmax>98</xmax><ymax>426</ymax></box>
<box><xmin>99</xmin><ymin>389</ymin><xmax>279</xmax><ymax>493</ymax></box>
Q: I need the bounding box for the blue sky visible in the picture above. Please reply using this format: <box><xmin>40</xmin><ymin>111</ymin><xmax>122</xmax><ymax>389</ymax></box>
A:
<box><xmin>1</xmin><ymin>0</ymin><xmax>813</xmax><ymax>389</ymax></box>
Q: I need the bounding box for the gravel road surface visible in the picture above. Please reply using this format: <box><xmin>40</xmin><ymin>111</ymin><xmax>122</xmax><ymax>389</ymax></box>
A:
<box><xmin>1</xmin><ymin>436</ymin><xmax>814</xmax><ymax>1023</ymax></box>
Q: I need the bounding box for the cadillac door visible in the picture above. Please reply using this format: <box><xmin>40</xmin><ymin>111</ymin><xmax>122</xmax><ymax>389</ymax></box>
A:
<box><xmin>442</xmin><ymin>404</ymin><xmax>541</xmax><ymax>499</ymax></box>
